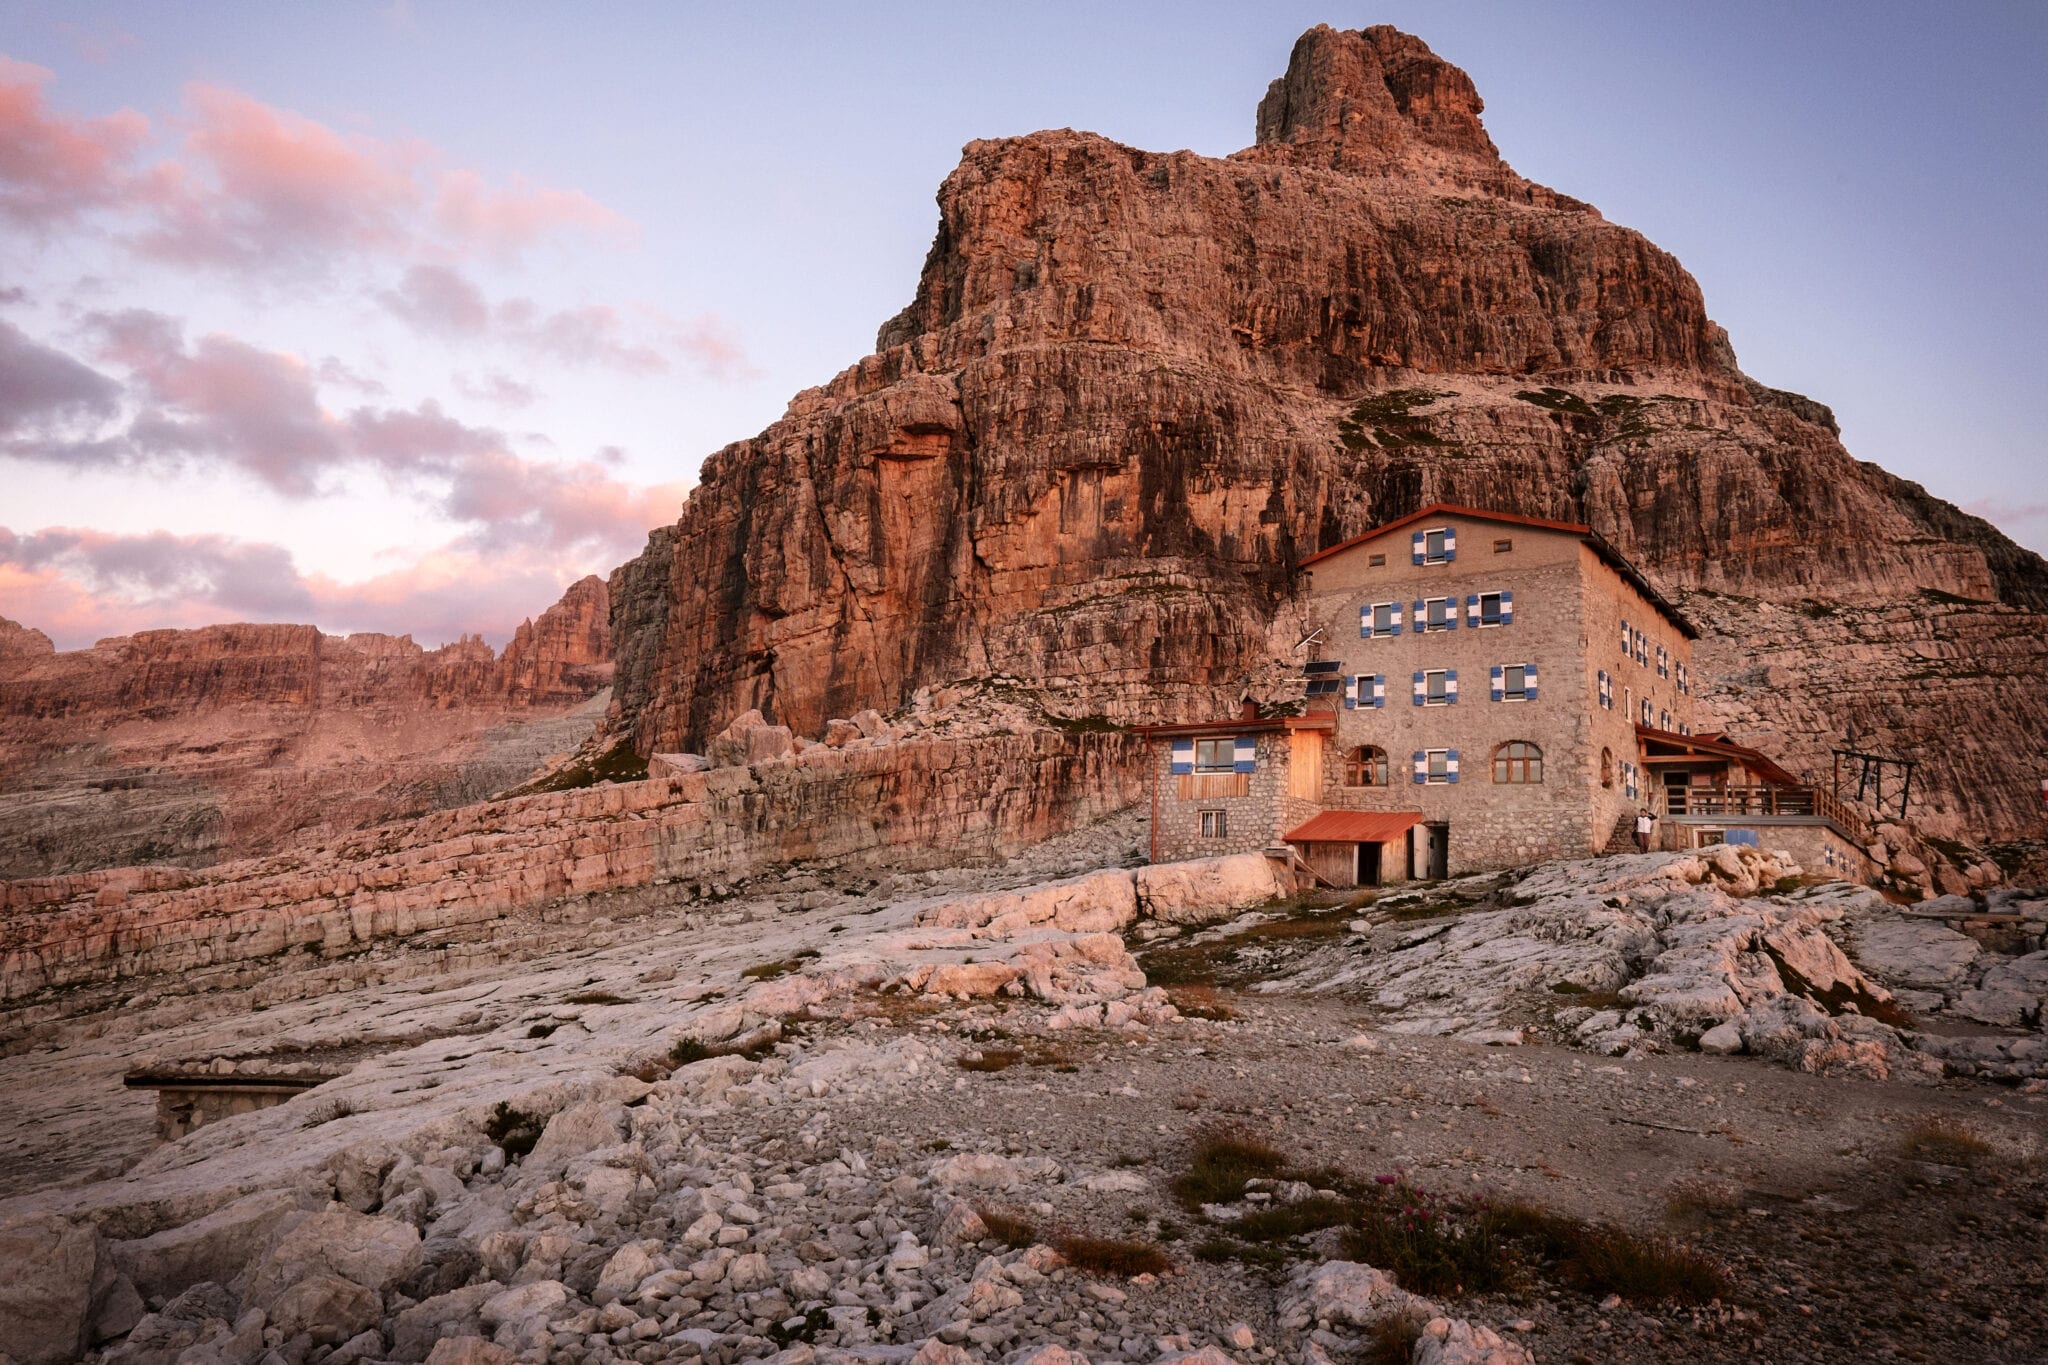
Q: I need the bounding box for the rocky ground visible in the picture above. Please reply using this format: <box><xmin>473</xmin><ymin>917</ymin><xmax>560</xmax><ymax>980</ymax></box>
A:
<box><xmin>0</xmin><ymin>816</ymin><xmax>2043</xmax><ymax>1365</ymax></box>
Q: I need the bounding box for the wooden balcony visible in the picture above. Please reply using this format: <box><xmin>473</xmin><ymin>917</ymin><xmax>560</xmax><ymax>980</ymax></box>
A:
<box><xmin>1177</xmin><ymin>772</ymin><xmax>1251</xmax><ymax>800</ymax></box>
<box><xmin>1661</xmin><ymin>784</ymin><xmax>1866</xmax><ymax>840</ymax></box>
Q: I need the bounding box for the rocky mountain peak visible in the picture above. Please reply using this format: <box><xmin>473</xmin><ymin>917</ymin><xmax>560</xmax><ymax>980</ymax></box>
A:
<box><xmin>1249</xmin><ymin>25</ymin><xmax>1518</xmax><ymax>192</ymax></box>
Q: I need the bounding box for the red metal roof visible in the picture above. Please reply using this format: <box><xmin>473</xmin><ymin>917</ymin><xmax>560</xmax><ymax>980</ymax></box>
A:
<box><xmin>1296</xmin><ymin>501</ymin><xmax>1698</xmax><ymax>640</ymax></box>
<box><xmin>1282</xmin><ymin>810</ymin><xmax>1423</xmax><ymax>844</ymax></box>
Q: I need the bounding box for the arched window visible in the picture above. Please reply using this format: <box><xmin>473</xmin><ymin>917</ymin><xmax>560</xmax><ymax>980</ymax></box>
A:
<box><xmin>1600</xmin><ymin>748</ymin><xmax>1613</xmax><ymax>789</ymax></box>
<box><xmin>1494</xmin><ymin>741</ymin><xmax>1543</xmax><ymax>784</ymax></box>
<box><xmin>1344</xmin><ymin>745</ymin><xmax>1389</xmax><ymax>787</ymax></box>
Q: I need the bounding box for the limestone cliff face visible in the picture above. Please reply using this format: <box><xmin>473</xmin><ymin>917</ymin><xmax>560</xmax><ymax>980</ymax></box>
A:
<box><xmin>0</xmin><ymin>578</ymin><xmax>615</xmax><ymax>876</ymax></box>
<box><xmin>607</xmin><ymin>23</ymin><xmax>2048</xmax><ymax>840</ymax></box>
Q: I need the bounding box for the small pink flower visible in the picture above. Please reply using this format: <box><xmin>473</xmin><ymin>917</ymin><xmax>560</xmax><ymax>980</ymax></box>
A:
<box><xmin>1375</xmin><ymin>1174</ymin><xmax>1398</xmax><ymax>1185</ymax></box>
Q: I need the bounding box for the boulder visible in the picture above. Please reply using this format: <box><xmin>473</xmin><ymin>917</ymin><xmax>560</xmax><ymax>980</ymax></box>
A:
<box><xmin>1136</xmin><ymin>854</ymin><xmax>1283</xmax><ymax>925</ymax></box>
<box><xmin>1849</xmin><ymin>916</ymin><xmax>1981</xmax><ymax>989</ymax></box>
<box><xmin>268</xmin><ymin>1273</ymin><xmax>381</xmax><ymax>1346</ymax></box>
<box><xmin>1411</xmin><ymin>1316</ymin><xmax>1536</xmax><ymax>1365</ymax></box>
<box><xmin>243</xmin><ymin>1204</ymin><xmax>422</xmax><ymax>1310</ymax></box>
<box><xmin>426</xmin><ymin>1337</ymin><xmax>518</xmax><ymax>1365</ymax></box>
<box><xmin>391</xmin><ymin>1283</ymin><xmax>502</xmax><ymax>1363</ymax></box>
<box><xmin>523</xmin><ymin>1099</ymin><xmax>629</xmax><ymax>1177</ymax></box>
<box><xmin>706</xmin><ymin>709</ymin><xmax>794</xmax><ymax>767</ymax></box>
<box><xmin>1278</xmin><ymin>1260</ymin><xmax>1435</xmax><ymax>1332</ymax></box>
<box><xmin>0</xmin><ymin>1214</ymin><xmax>99</xmax><ymax>1365</ymax></box>
<box><xmin>111</xmin><ymin>1191</ymin><xmax>302</xmax><ymax>1301</ymax></box>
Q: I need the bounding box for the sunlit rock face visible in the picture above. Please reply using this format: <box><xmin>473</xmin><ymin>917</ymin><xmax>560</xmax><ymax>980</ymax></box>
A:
<box><xmin>603</xmin><ymin>24</ymin><xmax>2047</xmax><ymax>840</ymax></box>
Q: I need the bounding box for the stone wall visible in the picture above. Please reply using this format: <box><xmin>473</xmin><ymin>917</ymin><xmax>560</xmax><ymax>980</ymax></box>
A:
<box><xmin>0</xmin><ymin>729</ymin><xmax>1144</xmax><ymax>1004</ymax></box>
<box><xmin>1148</xmin><ymin>731</ymin><xmax>1295</xmax><ymax>864</ymax></box>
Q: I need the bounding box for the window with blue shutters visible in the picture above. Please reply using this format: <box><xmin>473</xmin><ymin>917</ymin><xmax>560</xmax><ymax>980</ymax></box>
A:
<box><xmin>1640</xmin><ymin>697</ymin><xmax>1653</xmax><ymax>726</ymax></box>
<box><xmin>1659</xmin><ymin>708</ymin><xmax>1671</xmax><ymax>731</ymax></box>
<box><xmin>1418</xmin><ymin>527</ymin><xmax>1454</xmax><ymax>564</ymax></box>
<box><xmin>1493</xmin><ymin>662</ymin><xmax>1538</xmax><ymax>701</ymax></box>
<box><xmin>1620</xmin><ymin>619</ymin><xmax>1631</xmax><ymax>653</ymax></box>
<box><xmin>1469</xmin><ymin>590</ymin><xmax>1510</xmax><ymax>627</ymax></box>
<box><xmin>1170</xmin><ymin>739</ymin><xmax>1194</xmax><ymax>774</ymax></box>
<box><xmin>1194</xmin><ymin>738</ymin><xmax>1234</xmax><ymax>773</ymax></box>
<box><xmin>1422</xmin><ymin>669</ymin><xmax>1455</xmax><ymax>705</ymax></box>
<box><xmin>1361</xmin><ymin>601</ymin><xmax>1403</xmax><ymax>638</ymax></box>
<box><xmin>1232</xmin><ymin>736</ymin><xmax>1257</xmax><ymax>773</ymax></box>
<box><xmin>1623</xmin><ymin>761</ymin><xmax>1638</xmax><ymax>798</ymax></box>
<box><xmin>1362</xmin><ymin>674</ymin><xmax>1385</xmax><ymax>708</ymax></box>
<box><xmin>1635</xmin><ymin>630</ymin><xmax>1649</xmax><ymax>666</ymax></box>
<box><xmin>1421</xmin><ymin>596</ymin><xmax>1456</xmax><ymax>631</ymax></box>
<box><xmin>1597</xmin><ymin>670</ymin><xmax>1613</xmax><ymax>709</ymax></box>
<box><xmin>1676</xmin><ymin>661</ymin><xmax>1689</xmax><ymax>696</ymax></box>
<box><xmin>1422</xmin><ymin>749</ymin><xmax>1454</xmax><ymax>783</ymax></box>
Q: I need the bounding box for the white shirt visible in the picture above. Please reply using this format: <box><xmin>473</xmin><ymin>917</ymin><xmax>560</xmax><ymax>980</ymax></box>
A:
<box><xmin>1635</xmin><ymin>815</ymin><xmax>1652</xmax><ymax>833</ymax></box>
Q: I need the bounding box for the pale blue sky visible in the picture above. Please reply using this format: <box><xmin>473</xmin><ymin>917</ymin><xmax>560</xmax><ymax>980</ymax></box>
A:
<box><xmin>2</xmin><ymin>2</ymin><xmax>2042</xmax><ymax>647</ymax></box>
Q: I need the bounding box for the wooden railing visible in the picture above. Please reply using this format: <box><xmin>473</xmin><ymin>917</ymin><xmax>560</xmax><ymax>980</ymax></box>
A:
<box><xmin>1661</xmin><ymin>784</ymin><xmax>1868</xmax><ymax>840</ymax></box>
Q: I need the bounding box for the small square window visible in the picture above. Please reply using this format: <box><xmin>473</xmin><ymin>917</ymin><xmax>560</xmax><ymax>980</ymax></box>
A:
<box><xmin>1477</xmin><ymin>591</ymin><xmax>1504</xmax><ymax>626</ymax></box>
<box><xmin>1493</xmin><ymin>538</ymin><xmax>1513</xmax><ymax>553</ymax></box>
<box><xmin>1502</xmin><ymin>664</ymin><xmax>1528</xmax><ymax>699</ymax></box>
<box><xmin>1423</xmin><ymin>597</ymin><xmax>1452</xmax><ymax>631</ymax></box>
<box><xmin>1425</xmin><ymin>750</ymin><xmax>1451</xmax><ymax>783</ymax></box>
<box><xmin>1372</xmin><ymin>602</ymin><xmax>1398</xmax><ymax>633</ymax></box>
<box><xmin>1367</xmin><ymin>552</ymin><xmax>1386</xmax><ymax>567</ymax></box>
<box><xmin>1423</xmin><ymin>529</ymin><xmax>1449</xmax><ymax>563</ymax></box>
<box><xmin>1424</xmin><ymin>669</ymin><xmax>1450</xmax><ymax>705</ymax></box>
<box><xmin>1199</xmin><ymin>810</ymin><xmax>1228</xmax><ymax>839</ymax></box>
<box><xmin>1194</xmin><ymin>739</ymin><xmax>1235</xmax><ymax>773</ymax></box>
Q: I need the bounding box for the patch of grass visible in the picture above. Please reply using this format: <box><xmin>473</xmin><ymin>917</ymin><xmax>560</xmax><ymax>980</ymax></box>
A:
<box><xmin>1231</xmin><ymin>1195</ymin><xmax>1357</xmax><ymax>1243</ymax></box>
<box><xmin>1167</xmin><ymin>985</ymin><xmax>1237</xmax><ymax>1021</ymax></box>
<box><xmin>959</xmin><ymin>1048</ymin><xmax>1023</xmax><ymax>1072</ymax></box>
<box><xmin>1193</xmin><ymin>1237</ymin><xmax>1291</xmax><ymax>1270</ymax></box>
<box><xmin>526</xmin><ymin>1022</ymin><xmax>558</xmax><ymax>1039</ymax></box>
<box><xmin>667</xmin><ymin>1037</ymin><xmax>712</xmax><ymax>1066</ymax></box>
<box><xmin>1557</xmin><ymin>1225</ymin><xmax>1728</xmax><ymax>1304</ymax></box>
<box><xmin>1173</xmin><ymin>1123</ymin><xmax>1290</xmax><ymax>1208</ymax></box>
<box><xmin>1363</xmin><ymin>1311</ymin><xmax>1431</xmax><ymax>1365</ymax></box>
<box><xmin>1055</xmin><ymin>1234</ymin><xmax>1171</xmax><ymax>1278</ymax></box>
<box><xmin>1548</xmin><ymin>982</ymin><xmax>1627</xmax><ymax>1009</ymax></box>
<box><xmin>484</xmin><ymin>1101</ymin><xmax>544</xmax><ymax>1160</ymax></box>
<box><xmin>1898</xmin><ymin>1115</ymin><xmax>1995</xmax><ymax>1167</ymax></box>
<box><xmin>1337</xmin><ymin>389</ymin><xmax>1454</xmax><ymax>450</ymax></box>
<box><xmin>1664</xmin><ymin>1178</ymin><xmax>1743</xmax><ymax>1222</ymax></box>
<box><xmin>741</xmin><ymin>950</ymin><xmax>820</xmax><ymax>981</ymax></box>
<box><xmin>516</xmin><ymin>740</ymin><xmax>650</xmax><ymax>795</ymax></box>
<box><xmin>1343</xmin><ymin>1179</ymin><xmax>1516</xmax><ymax>1296</ymax></box>
<box><xmin>1514</xmin><ymin>386</ymin><xmax>1596</xmax><ymax>418</ymax></box>
<box><xmin>1769</xmin><ymin>875</ymin><xmax>1805</xmax><ymax>894</ymax></box>
<box><xmin>975</xmin><ymin>1206</ymin><xmax>1038</xmax><ymax>1249</ymax></box>
<box><xmin>1048</xmin><ymin>714</ymin><xmax>1121</xmax><ymax>734</ymax></box>
<box><xmin>563</xmin><ymin>990</ymin><xmax>631</xmax><ymax>1006</ymax></box>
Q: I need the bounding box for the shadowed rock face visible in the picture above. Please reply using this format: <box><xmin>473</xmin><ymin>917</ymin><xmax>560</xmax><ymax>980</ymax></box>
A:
<box><xmin>600</xmin><ymin>24</ymin><xmax>2041</xmax><ymax>839</ymax></box>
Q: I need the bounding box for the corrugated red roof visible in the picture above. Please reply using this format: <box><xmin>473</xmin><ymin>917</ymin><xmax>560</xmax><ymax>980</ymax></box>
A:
<box><xmin>1282</xmin><ymin>810</ymin><xmax>1423</xmax><ymax>843</ymax></box>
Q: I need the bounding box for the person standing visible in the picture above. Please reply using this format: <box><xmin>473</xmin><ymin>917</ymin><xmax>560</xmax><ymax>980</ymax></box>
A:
<box><xmin>1634</xmin><ymin>808</ymin><xmax>1654</xmax><ymax>853</ymax></box>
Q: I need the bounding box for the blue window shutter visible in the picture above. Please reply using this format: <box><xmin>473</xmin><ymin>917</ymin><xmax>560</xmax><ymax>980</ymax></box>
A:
<box><xmin>1490</xmin><ymin>665</ymin><xmax>1504</xmax><ymax>702</ymax></box>
<box><xmin>1343</xmin><ymin>675</ymin><xmax>1357</xmax><ymax>709</ymax></box>
<box><xmin>1412</xmin><ymin>531</ymin><xmax>1426</xmax><ymax>566</ymax></box>
<box><xmin>1412</xmin><ymin>751</ymin><xmax>1427</xmax><ymax>784</ymax></box>
<box><xmin>1466</xmin><ymin>593</ymin><xmax>1479</xmax><ymax>627</ymax></box>
<box><xmin>1445</xmin><ymin>599</ymin><xmax>1458</xmax><ymax>631</ymax></box>
<box><xmin>1169</xmin><ymin>739</ymin><xmax>1194</xmax><ymax>774</ymax></box>
<box><xmin>1446</xmin><ymin>749</ymin><xmax>1460</xmax><ymax>783</ymax></box>
<box><xmin>1359</xmin><ymin>604</ymin><xmax>1372</xmax><ymax>640</ymax></box>
<box><xmin>1389</xmin><ymin>604</ymin><xmax>1403</xmax><ymax>636</ymax></box>
<box><xmin>1443</xmin><ymin>530</ymin><xmax>1457</xmax><ymax>562</ymax></box>
<box><xmin>1412</xmin><ymin>670</ymin><xmax>1426</xmax><ymax>706</ymax></box>
<box><xmin>1501</xmin><ymin>589</ymin><xmax>1513</xmax><ymax>625</ymax></box>
<box><xmin>1372</xmin><ymin>674</ymin><xmax>1385</xmax><ymax>708</ymax></box>
<box><xmin>1445</xmin><ymin>669</ymin><xmax>1458</xmax><ymax>704</ymax></box>
<box><xmin>1233</xmin><ymin>736</ymin><xmax>1257</xmax><ymax>773</ymax></box>
<box><xmin>1620</xmin><ymin>619</ymin><xmax>1630</xmax><ymax>652</ymax></box>
<box><xmin>1525</xmin><ymin>663</ymin><xmax>1539</xmax><ymax>702</ymax></box>
<box><xmin>1412</xmin><ymin>599</ymin><xmax>1425</xmax><ymax>630</ymax></box>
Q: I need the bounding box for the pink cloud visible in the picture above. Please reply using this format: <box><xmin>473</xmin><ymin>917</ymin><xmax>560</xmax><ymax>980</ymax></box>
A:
<box><xmin>0</xmin><ymin>58</ymin><xmax>631</xmax><ymax>272</ymax></box>
<box><xmin>454</xmin><ymin>369</ymin><xmax>539</xmax><ymax>409</ymax></box>
<box><xmin>0</xmin><ymin>54</ymin><xmax>151</xmax><ymax>226</ymax></box>
<box><xmin>379</xmin><ymin>262</ymin><xmax>751</xmax><ymax>377</ymax></box>
<box><xmin>432</xmin><ymin>168</ymin><xmax>630</xmax><ymax>259</ymax></box>
<box><xmin>1963</xmin><ymin>498</ymin><xmax>2048</xmax><ymax>527</ymax></box>
<box><xmin>0</xmin><ymin>525</ymin><xmax>604</xmax><ymax>651</ymax></box>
